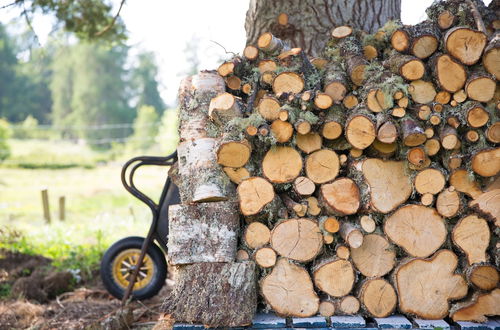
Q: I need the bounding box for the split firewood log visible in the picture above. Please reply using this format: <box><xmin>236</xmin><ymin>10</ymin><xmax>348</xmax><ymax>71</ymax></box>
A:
<box><xmin>262</xmin><ymin>146</ymin><xmax>303</xmax><ymax>183</ymax></box>
<box><xmin>384</xmin><ymin>205</ymin><xmax>446</xmax><ymax>258</ymax></box>
<box><xmin>270</xmin><ymin>218</ymin><xmax>323</xmax><ymax>262</ymax></box>
<box><xmin>444</xmin><ymin>27</ymin><xmax>487</xmax><ymax>65</ymax></box>
<box><xmin>394</xmin><ymin>250</ymin><xmax>468</xmax><ymax>319</ymax></box>
<box><xmin>451</xmin><ymin>289</ymin><xmax>500</xmax><ymax>322</ymax></box>
<box><xmin>360</xmin><ymin>159</ymin><xmax>412</xmax><ymax>213</ymax></box>
<box><xmin>313</xmin><ymin>257</ymin><xmax>355</xmax><ymax>297</ymax></box>
<box><xmin>261</xmin><ymin>258</ymin><xmax>319</xmax><ymax>317</ymax></box>
<box><xmin>350</xmin><ymin>234</ymin><xmax>395</xmax><ymax>277</ymax></box>
<box><xmin>452</xmin><ymin>214</ymin><xmax>491</xmax><ymax>265</ymax></box>
<box><xmin>469</xmin><ymin>189</ymin><xmax>500</xmax><ymax>227</ymax></box>
<box><xmin>359</xmin><ymin>278</ymin><xmax>397</xmax><ymax>318</ymax></box>
<box><xmin>467</xmin><ymin>264</ymin><xmax>499</xmax><ymax>291</ymax></box>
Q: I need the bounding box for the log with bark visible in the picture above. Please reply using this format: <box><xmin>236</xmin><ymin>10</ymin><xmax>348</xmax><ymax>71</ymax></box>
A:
<box><xmin>162</xmin><ymin>262</ymin><xmax>257</xmax><ymax>327</ymax></box>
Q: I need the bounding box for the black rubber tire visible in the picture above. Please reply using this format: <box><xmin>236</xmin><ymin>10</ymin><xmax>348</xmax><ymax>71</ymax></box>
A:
<box><xmin>100</xmin><ymin>236</ymin><xmax>167</xmax><ymax>300</ymax></box>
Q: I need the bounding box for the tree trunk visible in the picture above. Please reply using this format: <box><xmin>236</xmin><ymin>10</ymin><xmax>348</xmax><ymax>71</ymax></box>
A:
<box><xmin>245</xmin><ymin>0</ymin><xmax>401</xmax><ymax>57</ymax></box>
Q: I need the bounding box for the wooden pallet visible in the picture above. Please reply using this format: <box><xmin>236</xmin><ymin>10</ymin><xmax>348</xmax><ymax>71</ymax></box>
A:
<box><xmin>173</xmin><ymin>313</ymin><xmax>500</xmax><ymax>329</ymax></box>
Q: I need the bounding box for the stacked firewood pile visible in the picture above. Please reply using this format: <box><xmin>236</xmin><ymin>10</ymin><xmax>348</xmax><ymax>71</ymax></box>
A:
<box><xmin>163</xmin><ymin>0</ymin><xmax>499</xmax><ymax>326</ymax></box>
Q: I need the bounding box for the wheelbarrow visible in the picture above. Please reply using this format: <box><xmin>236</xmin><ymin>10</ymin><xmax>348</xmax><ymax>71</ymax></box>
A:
<box><xmin>100</xmin><ymin>151</ymin><xmax>179</xmax><ymax>303</ymax></box>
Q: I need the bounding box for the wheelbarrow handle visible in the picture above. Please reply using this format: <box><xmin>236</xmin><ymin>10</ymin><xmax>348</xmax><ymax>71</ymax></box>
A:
<box><xmin>121</xmin><ymin>151</ymin><xmax>178</xmax><ymax>214</ymax></box>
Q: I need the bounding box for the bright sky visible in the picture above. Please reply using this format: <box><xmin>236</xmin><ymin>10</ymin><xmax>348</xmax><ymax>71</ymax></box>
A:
<box><xmin>0</xmin><ymin>0</ymin><xmax>491</xmax><ymax>106</ymax></box>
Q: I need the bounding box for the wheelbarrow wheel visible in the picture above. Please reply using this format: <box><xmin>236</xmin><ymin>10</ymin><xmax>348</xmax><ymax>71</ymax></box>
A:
<box><xmin>100</xmin><ymin>236</ymin><xmax>167</xmax><ymax>300</ymax></box>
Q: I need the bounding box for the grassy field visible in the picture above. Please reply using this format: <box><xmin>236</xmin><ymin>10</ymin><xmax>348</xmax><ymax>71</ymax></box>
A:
<box><xmin>0</xmin><ymin>138</ymin><xmax>176</xmax><ymax>279</ymax></box>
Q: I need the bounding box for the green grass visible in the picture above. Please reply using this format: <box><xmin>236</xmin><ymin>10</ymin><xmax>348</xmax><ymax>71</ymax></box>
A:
<box><xmin>0</xmin><ymin>113</ymin><xmax>179</xmax><ymax>280</ymax></box>
<box><xmin>0</xmin><ymin>159</ymin><xmax>170</xmax><ymax>280</ymax></box>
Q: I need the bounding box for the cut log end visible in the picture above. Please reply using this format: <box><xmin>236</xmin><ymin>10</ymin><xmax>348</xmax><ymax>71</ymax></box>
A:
<box><xmin>332</xmin><ymin>26</ymin><xmax>353</xmax><ymax>39</ymax></box>
<box><xmin>238</xmin><ymin>177</ymin><xmax>275</xmax><ymax>216</ymax></box>
<box><xmin>451</xmin><ymin>289</ymin><xmax>500</xmax><ymax>322</ymax></box>
<box><xmin>339</xmin><ymin>296</ymin><xmax>360</xmax><ymax>315</ymax></box>
<box><xmin>244</xmin><ymin>221</ymin><xmax>271</xmax><ymax>249</ymax></box>
<box><xmin>445</xmin><ymin>27</ymin><xmax>487</xmax><ymax>65</ymax></box>
<box><xmin>346</xmin><ymin>115</ymin><xmax>376</xmax><ymax>150</ymax></box>
<box><xmin>321</xmin><ymin>178</ymin><xmax>360</xmax><ymax>216</ymax></box>
<box><xmin>273</xmin><ymin>72</ymin><xmax>304</xmax><ymax>95</ymax></box>
<box><xmin>385</xmin><ymin>205</ymin><xmax>446</xmax><ymax>258</ymax></box>
<box><xmin>271</xmin><ymin>218</ymin><xmax>323</xmax><ymax>262</ymax></box>
<box><xmin>263</xmin><ymin>146</ymin><xmax>303</xmax><ymax>183</ymax></box>
<box><xmin>318</xmin><ymin>301</ymin><xmax>335</xmax><ymax>317</ymax></box>
<box><xmin>396</xmin><ymin>250</ymin><xmax>468</xmax><ymax>319</ymax></box>
<box><xmin>452</xmin><ymin>215</ymin><xmax>490</xmax><ymax>265</ymax></box>
<box><xmin>255</xmin><ymin>247</ymin><xmax>277</xmax><ymax>268</ymax></box>
<box><xmin>313</xmin><ymin>258</ymin><xmax>355</xmax><ymax>297</ymax></box>
<box><xmin>351</xmin><ymin>234</ymin><xmax>395</xmax><ymax>277</ymax></box>
<box><xmin>261</xmin><ymin>258</ymin><xmax>319</xmax><ymax>317</ymax></box>
<box><xmin>305</xmin><ymin>149</ymin><xmax>340</xmax><ymax>184</ymax></box>
<box><xmin>359</xmin><ymin>279</ymin><xmax>397</xmax><ymax>318</ymax></box>
<box><xmin>469</xmin><ymin>265</ymin><xmax>499</xmax><ymax>291</ymax></box>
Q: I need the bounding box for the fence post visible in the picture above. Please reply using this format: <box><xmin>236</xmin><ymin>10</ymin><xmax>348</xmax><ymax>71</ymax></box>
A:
<box><xmin>59</xmin><ymin>196</ymin><xmax>66</xmax><ymax>221</ymax></box>
<box><xmin>41</xmin><ymin>189</ymin><xmax>51</xmax><ymax>223</ymax></box>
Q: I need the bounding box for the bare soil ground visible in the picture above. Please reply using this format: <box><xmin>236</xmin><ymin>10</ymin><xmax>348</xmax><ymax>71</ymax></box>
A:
<box><xmin>0</xmin><ymin>251</ymin><xmax>173</xmax><ymax>329</ymax></box>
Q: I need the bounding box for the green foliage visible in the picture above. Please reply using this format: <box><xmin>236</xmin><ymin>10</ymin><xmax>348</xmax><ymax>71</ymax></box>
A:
<box><xmin>12</xmin><ymin>115</ymin><xmax>39</xmax><ymax>139</ymax></box>
<box><xmin>132</xmin><ymin>51</ymin><xmax>165</xmax><ymax>114</ymax></box>
<box><xmin>31</xmin><ymin>0</ymin><xmax>126</xmax><ymax>42</ymax></box>
<box><xmin>155</xmin><ymin>108</ymin><xmax>180</xmax><ymax>154</ymax></box>
<box><xmin>299</xmin><ymin>111</ymin><xmax>319</xmax><ymax>125</ymax></box>
<box><xmin>0</xmin><ymin>23</ymin><xmax>22</xmax><ymax>122</ymax></box>
<box><xmin>0</xmin><ymin>226</ymin><xmax>104</xmax><ymax>280</ymax></box>
<box><xmin>0</xmin><ymin>283</ymin><xmax>11</xmax><ymax>299</ymax></box>
<box><xmin>0</xmin><ymin>118</ymin><xmax>11</xmax><ymax>160</ymax></box>
<box><xmin>127</xmin><ymin>105</ymin><xmax>159</xmax><ymax>151</ymax></box>
<box><xmin>2</xmin><ymin>139</ymin><xmax>105</xmax><ymax>169</ymax></box>
<box><xmin>50</xmin><ymin>40</ymin><xmax>133</xmax><ymax>146</ymax></box>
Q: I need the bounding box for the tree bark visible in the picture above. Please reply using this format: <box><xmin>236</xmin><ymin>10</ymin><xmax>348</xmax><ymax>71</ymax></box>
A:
<box><xmin>245</xmin><ymin>0</ymin><xmax>401</xmax><ymax>57</ymax></box>
<box><xmin>162</xmin><ymin>262</ymin><xmax>257</xmax><ymax>327</ymax></box>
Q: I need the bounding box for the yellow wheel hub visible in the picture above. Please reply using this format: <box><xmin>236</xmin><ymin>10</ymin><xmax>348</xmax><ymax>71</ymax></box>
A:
<box><xmin>112</xmin><ymin>248</ymin><xmax>155</xmax><ymax>291</ymax></box>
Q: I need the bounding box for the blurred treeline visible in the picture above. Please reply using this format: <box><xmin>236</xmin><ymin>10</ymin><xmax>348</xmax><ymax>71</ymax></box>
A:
<box><xmin>0</xmin><ymin>20</ymin><xmax>180</xmax><ymax>164</ymax></box>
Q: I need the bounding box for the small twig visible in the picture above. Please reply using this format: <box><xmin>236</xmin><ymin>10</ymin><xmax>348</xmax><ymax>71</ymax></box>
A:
<box><xmin>210</xmin><ymin>40</ymin><xmax>238</xmax><ymax>57</ymax></box>
<box><xmin>94</xmin><ymin>0</ymin><xmax>126</xmax><ymax>37</ymax></box>
<box><xmin>246</xmin><ymin>83</ymin><xmax>259</xmax><ymax>114</ymax></box>
<box><xmin>55</xmin><ymin>295</ymin><xmax>65</xmax><ymax>309</ymax></box>
<box><xmin>465</xmin><ymin>0</ymin><xmax>486</xmax><ymax>34</ymax></box>
<box><xmin>21</xmin><ymin>0</ymin><xmax>40</xmax><ymax>46</ymax></box>
<box><xmin>0</xmin><ymin>0</ymin><xmax>21</xmax><ymax>10</ymax></box>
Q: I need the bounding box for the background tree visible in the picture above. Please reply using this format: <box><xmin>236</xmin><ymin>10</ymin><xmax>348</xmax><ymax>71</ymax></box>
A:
<box><xmin>4</xmin><ymin>0</ymin><xmax>126</xmax><ymax>42</ymax></box>
<box><xmin>70</xmin><ymin>41</ymin><xmax>132</xmax><ymax>142</ymax></box>
<box><xmin>132</xmin><ymin>51</ymin><xmax>165</xmax><ymax>114</ymax></box>
<box><xmin>182</xmin><ymin>35</ymin><xmax>201</xmax><ymax>77</ymax></box>
<box><xmin>245</xmin><ymin>0</ymin><xmax>401</xmax><ymax>56</ymax></box>
<box><xmin>0</xmin><ymin>118</ymin><xmax>12</xmax><ymax>160</ymax></box>
<box><xmin>0</xmin><ymin>23</ymin><xmax>21</xmax><ymax>121</ymax></box>
<box><xmin>50</xmin><ymin>39</ymin><xmax>75</xmax><ymax>130</ymax></box>
<box><xmin>128</xmin><ymin>105</ymin><xmax>158</xmax><ymax>151</ymax></box>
